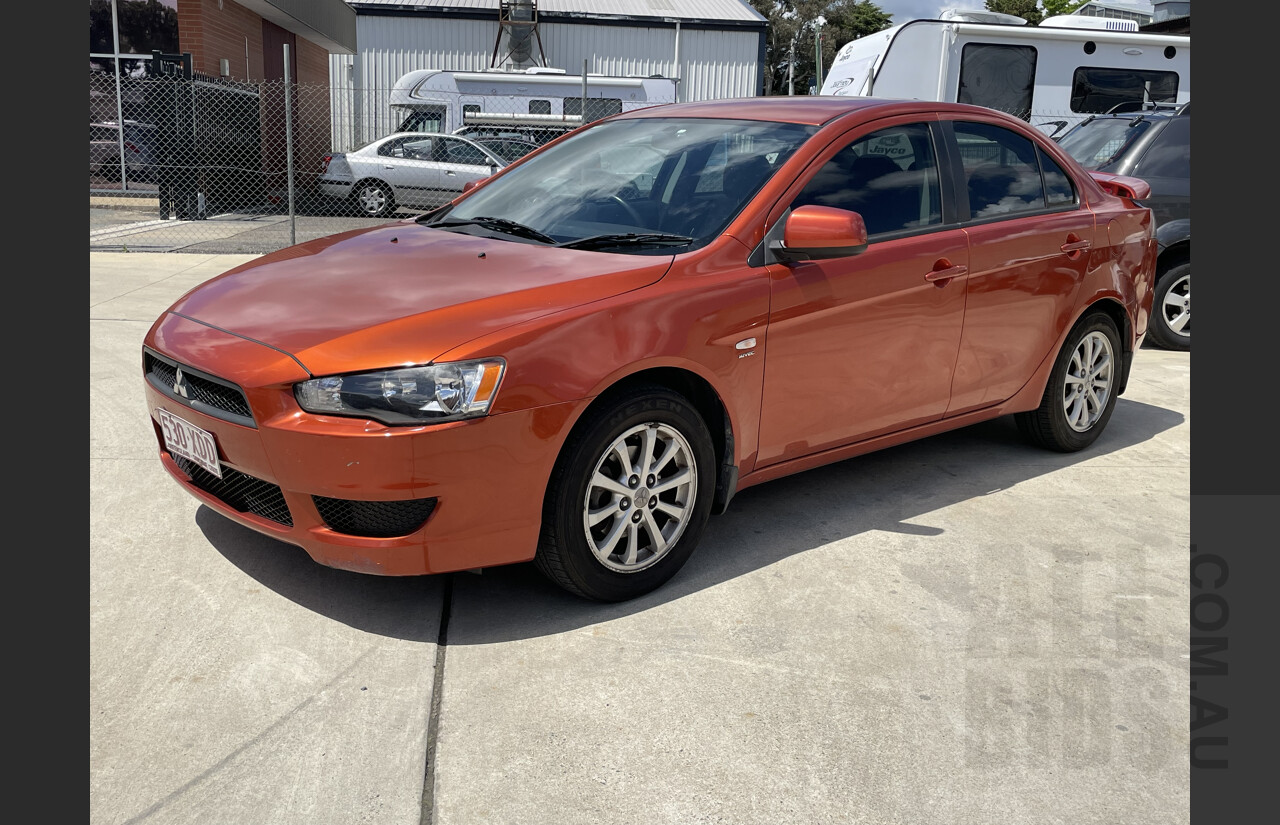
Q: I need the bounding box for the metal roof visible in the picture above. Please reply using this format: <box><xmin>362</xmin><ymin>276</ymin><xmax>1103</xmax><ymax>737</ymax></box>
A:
<box><xmin>346</xmin><ymin>1</ymin><xmax>766</xmax><ymax>24</ymax></box>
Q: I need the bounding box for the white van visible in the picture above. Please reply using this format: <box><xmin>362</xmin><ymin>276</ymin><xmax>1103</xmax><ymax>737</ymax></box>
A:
<box><xmin>390</xmin><ymin>67</ymin><xmax>680</xmax><ymax>143</ymax></box>
<box><xmin>819</xmin><ymin>9</ymin><xmax>1190</xmax><ymax>137</ymax></box>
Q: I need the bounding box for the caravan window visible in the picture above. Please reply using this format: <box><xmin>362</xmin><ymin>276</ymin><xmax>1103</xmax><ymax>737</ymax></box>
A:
<box><xmin>529</xmin><ymin>100</ymin><xmax>552</xmax><ymax>115</ymax></box>
<box><xmin>565</xmin><ymin>98</ymin><xmax>624</xmax><ymax>123</ymax></box>
<box><xmin>398</xmin><ymin>108</ymin><xmax>445</xmax><ymax>134</ymax></box>
<box><xmin>1070</xmin><ymin>68</ymin><xmax>1178</xmax><ymax>114</ymax></box>
<box><xmin>958</xmin><ymin>44</ymin><xmax>1037</xmax><ymax>121</ymax></box>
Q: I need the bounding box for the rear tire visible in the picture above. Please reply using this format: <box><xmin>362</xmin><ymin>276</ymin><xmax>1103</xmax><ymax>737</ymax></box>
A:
<box><xmin>1016</xmin><ymin>313</ymin><xmax>1121</xmax><ymax>452</ymax></box>
<box><xmin>535</xmin><ymin>385</ymin><xmax>716</xmax><ymax>602</ymax></box>
<box><xmin>352</xmin><ymin>180</ymin><xmax>396</xmax><ymax>218</ymax></box>
<box><xmin>1146</xmin><ymin>262</ymin><xmax>1190</xmax><ymax>351</ymax></box>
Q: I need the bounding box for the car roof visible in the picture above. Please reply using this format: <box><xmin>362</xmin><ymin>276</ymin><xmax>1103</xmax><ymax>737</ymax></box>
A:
<box><xmin>612</xmin><ymin>95</ymin><xmax>1033</xmax><ymax>127</ymax></box>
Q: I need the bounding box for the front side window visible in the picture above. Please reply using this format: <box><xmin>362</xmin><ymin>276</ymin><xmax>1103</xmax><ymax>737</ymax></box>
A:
<box><xmin>954</xmin><ymin>121</ymin><xmax>1050</xmax><ymax>220</ymax></box>
<box><xmin>379</xmin><ymin>136</ymin><xmax>431</xmax><ymax>159</ymax></box>
<box><xmin>958</xmin><ymin>44</ymin><xmax>1037</xmax><ymax>121</ymax></box>
<box><xmin>1070</xmin><ymin>68</ymin><xmax>1179</xmax><ymax>114</ymax></box>
<box><xmin>791</xmin><ymin>123</ymin><xmax>943</xmax><ymax>237</ymax></box>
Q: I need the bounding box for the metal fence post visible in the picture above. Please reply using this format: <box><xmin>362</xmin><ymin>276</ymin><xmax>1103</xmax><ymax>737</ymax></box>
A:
<box><xmin>284</xmin><ymin>43</ymin><xmax>296</xmax><ymax>246</ymax></box>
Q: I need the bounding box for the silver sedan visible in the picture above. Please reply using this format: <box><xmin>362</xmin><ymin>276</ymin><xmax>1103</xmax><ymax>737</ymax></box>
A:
<box><xmin>317</xmin><ymin>132</ymin><xmax>508</xmax><ymax>218</ymax></box>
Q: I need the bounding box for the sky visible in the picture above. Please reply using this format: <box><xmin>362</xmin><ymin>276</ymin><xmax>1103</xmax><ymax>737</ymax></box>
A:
<box><xmin>880</xmin><ymin>0</ymin><xmax>986</xmax><ymax>25</ymax></box>
<box><xmin>875</xmin><ymin>1</ymin><xmax>1156</xmax><ymax>25</ymax></box>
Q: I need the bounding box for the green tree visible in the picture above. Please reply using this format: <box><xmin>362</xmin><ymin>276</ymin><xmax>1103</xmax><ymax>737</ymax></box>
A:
<box><xmin>747</xmin><ymin>1</ymin><xmax>893</xmax><ymax>95</ymax></box>
<box><xmin>1041</xmin><ymin>0</ymin><xmax>1090</xmax><ymax>16</ymax></box>
<box><xmin>983</xmin><ymin>0</ymin><xmax>1044</xmax><ymax>26</ymax></box>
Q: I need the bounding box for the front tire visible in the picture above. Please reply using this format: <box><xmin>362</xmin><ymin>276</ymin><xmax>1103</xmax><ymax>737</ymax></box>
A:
<box><xmin>352</xmin><ymin>179</ymin><xmax>395</xmax><ymax>218</ymax></box>
<box><xmin>535</xmin><ymin>385</ymin><xmax>716</xmax><ymax>601</ymax></box>
<box><xmin>1016</xmin><ymin>313</ymin><xmax>1121</xmax><ymax>452</ymax></box>
<box><xmin>1146</xmin><ymin>262</ymin><xmax>1190</xmax><ymax>351</ymax></box>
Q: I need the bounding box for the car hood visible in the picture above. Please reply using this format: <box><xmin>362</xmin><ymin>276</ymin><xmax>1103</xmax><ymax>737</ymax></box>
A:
<box><xmin>166</xmin><ymin>220</ymin><xmax>673</xmax><ymax>375</ymax></box>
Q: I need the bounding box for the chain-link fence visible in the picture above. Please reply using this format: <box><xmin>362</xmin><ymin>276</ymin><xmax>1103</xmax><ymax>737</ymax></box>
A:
<box><xmin>89</xmin><ymin>69</ymin><xmax>1093</xmax><ymax>254</ymax></box>
<box><xmin>89</xmin><ymin>71</ymin><xmax>676</xmax><ymax>253</ymax></box>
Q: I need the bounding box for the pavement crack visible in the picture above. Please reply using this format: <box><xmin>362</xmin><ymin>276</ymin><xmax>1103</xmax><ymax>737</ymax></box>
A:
<box><xmin>419</xmin><ymin>572</ymin><xmax>453</xmax><ymax>825</ymax></box>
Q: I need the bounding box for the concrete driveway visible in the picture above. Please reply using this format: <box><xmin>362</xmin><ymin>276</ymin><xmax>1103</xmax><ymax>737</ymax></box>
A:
<box><xmin>90</xmin><ymin>251</ymin><xmax>1190</xmax><ymax>825</ymax></box>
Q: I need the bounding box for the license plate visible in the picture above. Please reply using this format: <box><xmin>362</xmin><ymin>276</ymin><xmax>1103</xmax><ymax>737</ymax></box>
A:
<box><xmin>157</xmin><ymin>408</ymin><xmax>222</xmax><ymax>479</ymax></box>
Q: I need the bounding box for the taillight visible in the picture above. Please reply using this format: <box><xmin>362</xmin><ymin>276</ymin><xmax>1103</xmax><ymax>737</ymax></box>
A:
<box><xmin>321</xmin><ymin>154</ymin><xmax>332</xmax><ymax>173</ymax></box>
<box><xmin>125</xmin><ymin>142</ymin><xmax>139</xmax><ymax>153</ymax></box>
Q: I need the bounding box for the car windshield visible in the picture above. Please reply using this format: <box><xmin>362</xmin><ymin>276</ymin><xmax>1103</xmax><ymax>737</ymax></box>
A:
<box><xmin>429</xmin><ymin>117</ymin><xmax>817</xmax><ymax>253</ymax></box>
<box><xmin>1057</xmin><ymin>117</ymin><xmax>1154</xmax><ymax>170</ymax></box>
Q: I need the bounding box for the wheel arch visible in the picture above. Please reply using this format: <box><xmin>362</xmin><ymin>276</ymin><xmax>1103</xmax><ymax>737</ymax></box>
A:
<box><xmin>1078</xmin><ymin>297</ymin><xmax>1133</xmax><ymax>395</ymax></box>
<box><xmin>550</xmin><ymin>366</ymin><xmax>739</xmax><ymax>517</ymax></box>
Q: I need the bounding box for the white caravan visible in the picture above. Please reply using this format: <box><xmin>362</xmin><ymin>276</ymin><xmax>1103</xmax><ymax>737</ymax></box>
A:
<box><xmin>389</xmin><ymin>67</ymin><xmax>680</xmax><ymax>141</ymax></box>
<box><xmin>819</xmin><ymin>9</ymin><xmax>1190</xmax><ymax>137</ymax></box>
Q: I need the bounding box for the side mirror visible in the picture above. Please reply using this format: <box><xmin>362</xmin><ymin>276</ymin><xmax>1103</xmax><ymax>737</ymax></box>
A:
<box><xmin>770</xmin><ymin>205</ymin><xmax>868</xmax><ymax>263</ymax></box>
<box><xmin>462</xmin><ymin>179</ymin><xmax>483</xmax><ymax>194</ymax></box>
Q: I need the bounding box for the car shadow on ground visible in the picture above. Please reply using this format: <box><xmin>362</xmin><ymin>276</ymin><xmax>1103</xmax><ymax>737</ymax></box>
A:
<box><xmin>196</xmin><ymin>395</ymin><xmax>1186</xmax><ymax>641</ymax></box>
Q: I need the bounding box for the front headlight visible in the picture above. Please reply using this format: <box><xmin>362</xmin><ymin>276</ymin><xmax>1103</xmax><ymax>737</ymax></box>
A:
<box><xmin>295</xmin><ymin>359</ymin><xmax>506</xmax><ymax>425</ymax></box>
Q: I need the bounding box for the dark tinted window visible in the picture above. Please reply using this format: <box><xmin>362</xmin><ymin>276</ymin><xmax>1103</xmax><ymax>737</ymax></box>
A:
<box><xmin>792</xmin><ymin>123</ymin><xmax>943</xmax><ymax>236</ymax></box>
<box><xmin>954</xmin><ymin>122</ymin><xmax>1045</xmax><ymax>219</ymax></box>
<box><xmin>1132</xmin><ymin>117</ymin><xmax>1190</xmax><ymax>179</ymax></box>
<box><xmin>564</xmin><ymin>98</ymin><xmax>624</xmax><ymax>122</ymax></box>
<box><xmin>1070</xmin><ymin>68</ymin><xmax>1179</xmax><ymax>114</ymax></box>
<box><xmin>959</xmin><ymin>44</ymin><xmax>1037</xmax><ymax>121</ymax></box>
<box><xmin>529</xmin><ymin>99</ymin><xmax>552</xmax><ymax>115</ymax></box>
<box><xmin>440</xmin><ymin>138</ymin><xmax>490</xmax><ymax>165</ymax></box>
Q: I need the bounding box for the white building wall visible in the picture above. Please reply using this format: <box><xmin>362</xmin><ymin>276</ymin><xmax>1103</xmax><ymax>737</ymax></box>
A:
<box><xmin>329</xmin><ymin>14</ymin><xmax>760</xmax><ymax>147</ymax></box>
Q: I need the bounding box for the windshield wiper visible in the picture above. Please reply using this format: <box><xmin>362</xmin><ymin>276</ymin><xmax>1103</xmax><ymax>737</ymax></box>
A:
<box><xmin>556</xmin><ymin>232</ymin><xmax>693</xmax><ymax>251</ymax></box>
<box><xmin>420</xmin><ymin>215</ymin><xmax>556</xmax><ymax>245</ymax></box>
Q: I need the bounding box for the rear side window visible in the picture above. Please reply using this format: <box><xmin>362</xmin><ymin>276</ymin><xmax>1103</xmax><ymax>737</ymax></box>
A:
<box><xmin>958</xmin><ymin>44</ymin><xmax>1037</xmax><ymax>121</ymax></box>
<box><xmin>954</xmin><ymin>121</ymin><xmax>1053</xmax><ymax>219</ymax></box>
<box><xmin>1070</xmin><ymin>68</ymin><xmax>1179</xmax><ymax>114</ymax></box>
<box><xmin>1131</xmin><ymin>117</ymin><xmax>1190</xmax><ymax>180</ymax></box>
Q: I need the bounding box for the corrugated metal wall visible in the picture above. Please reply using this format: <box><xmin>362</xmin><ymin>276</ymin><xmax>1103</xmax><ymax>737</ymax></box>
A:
<box><xmin>328</xmin><ymin>14</ymin><xmax>760</xmax><ymax>145</ymax></box>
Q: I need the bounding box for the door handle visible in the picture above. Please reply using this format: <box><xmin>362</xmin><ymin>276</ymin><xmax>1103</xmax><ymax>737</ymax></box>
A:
<box><xmin>925</xmin><ymin>264</ymin><xmax>968</xmax><ymax>283</ymax></box>
<box><xmin>1061</xmin><ymin>238</ymin><xmax>1091</xmax><ymax>253</ymax></box>
<box><xmin>445</xmin><ymin>171</ymin><xmax>457</xmax><ymax>176</ymax></box>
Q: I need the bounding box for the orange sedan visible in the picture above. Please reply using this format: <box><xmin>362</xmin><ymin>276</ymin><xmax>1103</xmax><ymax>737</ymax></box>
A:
<box><xmin>142</xmin><ymin>97</ymin><xmax>1156</xmax><ymax>601</ymax></box>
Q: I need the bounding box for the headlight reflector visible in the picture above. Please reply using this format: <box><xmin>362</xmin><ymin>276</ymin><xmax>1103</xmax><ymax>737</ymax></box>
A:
<box><xmin>296</xmin><ymin>359</ymin><xmax>506</xmax><ymax>424</ymax></box>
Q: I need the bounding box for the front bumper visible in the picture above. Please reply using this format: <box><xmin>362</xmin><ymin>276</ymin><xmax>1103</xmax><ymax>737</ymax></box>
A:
<box><xmin>142</xmin><ymin>322</ymin><xmax>583</xmax><ymax>576</ymax></box>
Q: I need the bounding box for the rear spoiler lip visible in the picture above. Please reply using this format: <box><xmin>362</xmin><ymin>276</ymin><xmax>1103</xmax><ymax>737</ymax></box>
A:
<box><xmin>1088</xmin><ymin>170</ymin><xmax>1151</xmax><ymax>200</ymax></box>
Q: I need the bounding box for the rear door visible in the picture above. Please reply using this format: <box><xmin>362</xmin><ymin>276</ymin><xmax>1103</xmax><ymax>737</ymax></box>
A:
<box><xmin>942</xmin><ymin>116</ymin><xmax>1097</xmax><ymax>415</ymax></box>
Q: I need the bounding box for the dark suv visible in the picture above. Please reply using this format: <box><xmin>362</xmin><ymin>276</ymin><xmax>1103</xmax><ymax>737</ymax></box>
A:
<box><xmin>1057</xmin><ymin>102</ymin><xmax>1190</xmax><ymax>351</ymax></box>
